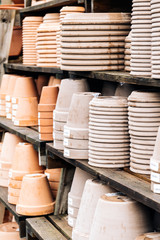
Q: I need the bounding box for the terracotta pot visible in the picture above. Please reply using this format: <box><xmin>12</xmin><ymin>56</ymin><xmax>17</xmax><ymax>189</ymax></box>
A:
<box><xmin>45</xmin><ymin>168</ymin><xmax>61</xmax><ymax>182</ymax></box>
<box><xmin>8</xmin><ymin>195</ymin><xmax>19</xmax><ymax>205</ymax></box>
<box><xmin>89</xmin><ymin>193</ymin><xmax>153</xmax><ymax>240</ymax></box>
<box><xmin>53</xmin><ymin>79</ymin><xmax>89</xmax><ymax>122</ymax></box>
<box><xmin>39</xmin><ymin>133</ymin><xmax>53</xmax><ymax>141</ymax></box>
<box><xmin>72</xmin><ymin>179</ymin><xmax>116</xmax><ymax>240</ymax></box>
<box><xmin>10</xmin><ymin>143</ymin><xmax>43</xmax><ymax>180</ymax></box>
<box><xmin>9</xmin><ymin>27</ymin><xmax>22</xmax><ymax>57</ymax></box>
<box><xmin>8</xmin><ymin>187</ymin><xmax>21</xmax><ymax>197</ymax></box>
<box><xmin>12</xmin><ymin>0</ymin><xmax>24</xmax><ymax>3</ymax></box>
<box><xmin>0</xmin><ymin>132</ymin><xmax>22</xmax><ymax>169</ymax></box>
<box><xmin>39</xmin><ymin>126</ymin><xmax>53</xmax><ymax>134</ymax></box>
<box><xmin>8</xmin><ymin>178</ymin><xmax>22</xmax><ymax>189</ymax></box>
<box><xmin>49</xmin><ymin>181</ymin><xmax>59</xmax><ymax>190</ymax></box>
<box><xmin>16</xmin><ymin>174</ymin><xmax>54</xmax><ymax>216</ymax></box>
<box><xmin>36</xmin><ymin>75</ymin><xmax>49</xmax><ymax>97</ymax></box>
<box><xmin>38</xmin><ymin>111</ymin><xmax>53</xmax><ymax>119</ymax></box>
<box><xmin>39</xmin><ymin>86</ymin><xmax>59</xmax><ymax>105</ymax></box>
<box><xmin>14</xmin><ymin>97</ymin><xmax>38</xmax><ymax>127</ymax></box>
<box><xmin>48</xmin><ymin>76</ymin><xmax>61</xmax><ymax>87</ymax></box>
<box><xmin>38</xmin><ymin>104</ymin><xmax>56</xmax><ymax>112</ymax></box>
<box><xmin>0</xmin><ymin>222</ymin><xmax>20</xmax><ymax>240</ymax></box>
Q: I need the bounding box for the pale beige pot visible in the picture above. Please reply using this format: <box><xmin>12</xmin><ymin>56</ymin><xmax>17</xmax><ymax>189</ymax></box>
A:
<box><xmin>53</xmin><ymin>79</ymin><xmax>89</xmax><ymax>122</ymax></box>
<box><xmin>89</xmin><ymin>193</ymin><xmax>153</xmax><ymax>240</ymax></box>
<box><xmin>0</xmin><ymin>132</ymin><xmax>22</xmax><ymax>169</ymax></box>
<box><xmin>72</xmin><ymin>179</ymin><xmax>116</xmax><ymax>240</ymax></box>
<box><xmin>150</xmin><ymin>126</ymin><xmax>160</xmax><ymax>170</ymax></box>
<box><xmin>64</xmin><ymin>148</ymin><xmax>88</xmax><ymax>160</ymax></box>
<box><xmin>16</xmin><ymin>174</ymin><xmax>54</xmax><ymax>216</ymax></box>
<box><xmin>10</xmin><ymin>143</ymin><xmax>43</xmax><ymax>180</ymax></box>
<box><xmin>0</xmin><ymin>222</ymin><xmax>21</xmax><ymax>240</ymax></box>
<box><xmin>68</xmin><ymin>215</ymin><xmax>77</xmax><ymax>228</ymax></box>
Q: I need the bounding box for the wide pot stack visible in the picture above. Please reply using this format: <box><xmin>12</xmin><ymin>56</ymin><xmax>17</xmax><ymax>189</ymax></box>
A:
<box><xmin>88</xmin><ymin>96</ymin><xmax>130</xmax><ymax>168</ymax></box>
<box><xmin>128</xmin><ymin>91</ymin><xmax>160</xmax><ymax>175</ymax></box>
<box><xmin>56</xmin><ymin>6</ymin><xmax>85</xmax><ymax>67</ymax></box>
<box><xmin>60</xmin><ymin>13</ymin><xmax>130</xmax><ymax>71</ymax></box>
<box><xmin>36</xmin><ymin>13</ymin><xmax>60</xmax><ymax>67</ymax></box>
<box><xmin>23</xmin><ymin>17</ymin><xmax>43</xmax><ymax>66</ymax></box>
<box><xmin>124</xmin><ymin>31</ymin><xmax>131</xmax><ymax>72</ymax></box>
<box><xmin>151</xmin><ymin>0</ymin><xmax>160</xmax><ymax>78</ymax></box>
<box><xmin>131</xmin><ymin>0</ymin><xmax>152</xmax><ymax>77</ymax></box>
<box><xmin>53</xmin><ymin>79</ymin><xmax>89</xmax><ymax>150</ymax></box>
<box><xmin>64</xmin><ymin>92</ymin><xmax>98</xmax><ymax>160</ymax></box>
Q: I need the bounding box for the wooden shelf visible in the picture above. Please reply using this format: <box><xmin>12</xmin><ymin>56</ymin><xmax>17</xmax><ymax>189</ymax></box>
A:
<box><xmin>4</xmin><ymin>63</ymin><xmax>160</xmax><ymax>88</ymax></box>
<box><xmin>46</xmin><ymin>143</ymin><xmax>160</xmax><ymax>214</ymax></box>
<box><xmin>20</xmin><ymin>0</ymin><xmax>78</xmax><ymax>14</ymax></box>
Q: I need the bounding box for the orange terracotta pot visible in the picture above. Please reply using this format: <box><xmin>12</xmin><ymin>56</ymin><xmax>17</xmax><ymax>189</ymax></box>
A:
<box><xmin>0</xmin><ymin>74</ymin><xmax>11</xmax><ymax>101</ymax></box>
<box><xmin>51</xmin><ymin>190</ymin><xmax>58</xmax><ymax>199</ymax></box>
<box><xmin>12</xmin><ymin>0</ymin><xmax>24</xmax><ymax>4</ymax></box>
<box><xmin>38</xmin><ymin>118</ymin><xmax>53</xmax><ymax>126</ymax></box>
<box><xmin>38</xmin><ymin>111</ymin><xmax>53</xmax><ymax>119</ymax></box>
<box><xmin>0</xmin><ymin>222</ymin><xmax>20</xmax><ymax>240</ymax></box>
<box><xmin>49</xmin><ymin>181</ymin><xmax>59</xmax><ymax>190</ymax></box>
<box><xmin>38</xmin><ymin>126</ymin><xmax>53</xmax><ymax>133</ymax></box>
<box><xmin>14</xmin><ymin>97</ymin><xmax>38</xmax><ymax>127</ymax></box>
<box><xmin>45</xmin><ymin>168</ymin><xmax>61</xmax><ymax>182</ymax></box>
<box><xmin>39</xmin><ymin>133</ymin><xmax>53</xmax><ymax>141</ymax></box>
<box><xmin>8</xmin><ymin>178</ymin><xmax>22</xmax><ymax>189</ymax></box>
<box><xmin>48</xmin><ymin>76</ymin><xmax>61</xmax><ymax>87</ymax></box>
<box><xmin>10</xmin><ymin>143</ymin><xmax>43</xmax><ymax>180</ymax></box>
<box><xmin>5</xmin><ymin>75</ymin><xmax>18</xmax><ymax>101</ymax></box>
<box><xmin>36</xmin><ymin>75</ymin><xmax>49</xmax><ymax>97</ymax></box>
<box><xmin>16</xmin><ymin>174</ymin><xmax>55</xmax><ymax>216</ymax></box>
<box><xmin>39</xmin><ymin>86</ymin><xmax>59</xmax><ymax>105</ymax></box>
<box><xmin>9</xmin><ymin>27</ymin><xmax>22</xmax><ymax>57</ymax></box>
<box><xmin>38</xmin><ymin>104</ymin><xmax>56</xmax><ymax>112</ymax></box>
<box><xmin>8</xmin><ymin>195</ymin><xmax>19</xmax><ymax>205</ymax></box>
<box><xmin>0</xmin><ymin>133</ymin><xmax>22</xmax><ymax>169</ymax></box>
<box><xmin>8</xmin><ymin>187</ymin><xmax>21</xmax><ymax>197</ymax></box>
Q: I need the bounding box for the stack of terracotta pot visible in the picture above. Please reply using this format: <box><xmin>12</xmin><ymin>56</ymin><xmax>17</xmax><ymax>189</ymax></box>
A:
<box><xmin>8</xmin><ymin>142</ymin><xmax>44</xmax><ymax>205</ymax></box>
<box><xmin>131</xmin><ymin>0</ymin><xmax>151</xmax><ymax>77</ymax></box>
<box><xmin>5</xmin><ymin>75</ymin><xmax>17</xmax><ymax>120</ymax></box>
<box><xmin>60</xmin><ymin>13</ymin><xmax>130</xmax><ymax>71</ymax></box>
<box><xmin>23</xmin><ymin>16</ymin><xmax>43</xmax><ymax>66</ymax></box>
<box><xmin>72</xmin><ymin>179</ymin><xmax>115</xmax><ymax>240</ymax></box>
<box><xmin>53</xmin><ymin>79</ymin><xmax>89</xmax><ymax>150</ymax></box>
<box><xmin>64</xmin><ymin>92</ymin><xmax>98</xmax><ymax>160</ymax></box>
<box><xmin>0</xmin><ymin>133</ymin><xmax>22</xmax><ymax>187</ymax></box>
<box><xmin>68</xmin><ymin>168</ymin><xmax>92</xmax><ymax>228</ymax></box>
<box><xmin>124</xmin><ymin>31</ymin><xmax>131</xmax><ymax>72</ymax></box>
<box><xmin>0</xmin><ymin>222</ymin><xmax>21</xmax><ymax>240</ymax></box>
<box><xmin>0</xmin><ymin>74</ymin><xmax>11</xmax><ymax>117</ymax></box>
<box><xmin>88</xmin><ymin>96</ymin><xmax>130</xmax><ymax>168</ymax></box>
<box><xmin>89</xmin><ymin>193</ymin><xmax>153</xmax><ymax>240</ymax></box>
<box><xmin>151</xmin><ymin>0</ymin><xmax>160</xmax><ymax>78</ymax></box>
<box><xmin>45</xmin><ymin>168</ymin><xmax>61</xmax><ymax>199</ymax></box>
<box><xmin>35</xmin><ymin>75</ymin><xmax>49</xmax><ymax>98</ymax></box>
<box><xmin>56</xmin><ymin>6</ymin><xmax>85</xmax><ymax>67</ymax></box>
<box><xmin>38</xmin><ymin>86</ymin><xmax>59</xmax><ymax>141</ymax></box>
<box><xmin>36</xmin><ymin>13</ymin><xmax>60</xmax><ymax>67</ymax></box>
<box><xmin>11</xmin><ymin>76</ymin><xmax>38</xmax><ymax>126</ymax></box>
<box><xmin>136</xmin><ymin>232</ymin><xmax>160</xmax><ymax>240</ymax></box>
<box><xmin>16</xmin><ymin>173</ymin><xmax>54</xmax><ymax>216</ymax></box>
<box><xmin>150</xmin><ymin>127</ymin><xmax>160</xmax><ymax>193</ymax></box>
<box><xmin>128</xmin><ymin>91</ymin><xmax>160</xmax><ymax>175</ymax></box>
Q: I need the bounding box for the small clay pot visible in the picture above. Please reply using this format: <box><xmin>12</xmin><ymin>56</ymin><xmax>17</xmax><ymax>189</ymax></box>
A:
<box><xmin>0</xmin><ymin>222</ymin><xmax>20</xmax><ymax>240</ymax></box>
<box><xmin>45</xmin><ymin>168</ymin><xmax>61</xmax><ymax>182</ymax></box>
<box><xmin>16</xmin><ymin>174</ymin><xmax>55</xmax><ymax>216</ymax></box>
<box><xmin>36</xmin><ymin>75</ymin><xmax>49</xmax><ymax>97</ymax></box>
<box><xmin>39</xmin><ymin>86</ymin><xmax>59</xmax><ymax>105</ymax></box>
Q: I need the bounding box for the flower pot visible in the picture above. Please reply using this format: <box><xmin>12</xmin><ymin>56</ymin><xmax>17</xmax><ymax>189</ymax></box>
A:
<box><xmin>8</xmin><ymin>187</ymin><xmax>21</xmax><ymax>197</ymax></box>
<box><xmin>45</xmin><ymin>168</ymin><xmax>61</xmax><ymax>182</ymax></box>
<box><xmin>8</xmin><ymin>195</ymin><xmax>19</xmax><ymax>205</ymax></box>
<box><xmin>53</xmin><ymin>139</ymin><xmax>63</xmax><ymax>150</ymax></box>
<box><xmin>39</xmin><ymin>86</ymin><xmax>59</xmax><ymax>105</ymax></box>
<box><xmin>38</xmin><ymin>111</ymin><xmax>53</xmax><ymax>119</ymax></box>
<box><xmin>68</xmin><ymin>205</ymin><xmax>79</xmax><ymax>218</ymax></box>
<box><xmin>72</xmin><ymin>179</ymin><xmax>116</xmax><ymax>240</ymax></box>
<box><xmin>10</xmin><ymin>143</ymin><xmax>43</xmax><ymax>180</ymax></box>
<box><xmin>48</xmin><ymin>76</ymin><xmax>61</xmax><ymax>87</ymax></box>
<box><xmin>39</xmin><ymin>133</ymin><xmax>53</xmax><ymax>141</ymax></box>
<box><xmin>14</xmin><ymin>97</ymin><xmax>38</xmax><ymax>126</ymax></box>
<box><xmin>53</xmin><ymin>121</ymin><xmax>65</xmax><ymax>131</ymax></box>
<box><xmin>8</xmin><ymin>178</ymin><xmax>22</xmax><ymax>189</ymax></box>
<box><xmin>9</xmin><ymin>27</ymin><xmax>22</xmax><ymax>57</ymax></box>
<box><xmin>38</xmin><ymin>104</ymin><xmax>56</xmax><ymax>112</ymax></box>
<box><xmin>49</xmin><ymin>181</ymin><xmax>59</xmax><ymax>190</ymax></box>
<box><xmin>64</xmin><ymin>138</ymin><xmax>88</xmax><ymax>149</ymax></box>
<box><xmin>16</xmin><ymin>174</ymin><xmax>55</xmax><ymax>216</ymax></box>
<box><xmin>0</xmin><ymin>222</ymin><xmax>20</xmax><ymax>240</ymax></box>
<box><xmin>64</xmin><ymin>148</ymin><xmax>88</xmax><ymax>160</ymax></box>
<box><xmin>36</xmin><ymin>75</ymin><xmax>49</xmax><ymax>97</ymax></box>
<box><xmin>0</xmin><ymin>133</ymin><xmax>22</xmax><ymax>169</ymax></box>
<box><xmin>39</xmin><ymin>126</ymin><xmax>53</xmax><ymax>133</ymax></box>
<box><xmin>38</xmin><ymin>118</ymin><xmax>53</xmax><ymax>126</ymax></box>
<box><xmin>68</xmin><ymin>215</ymin><xmax>77</xmax><ymax>228</ymax></box>
<box><xmin>89</xmin><ymin>193</ymin><xmax>153</xmax><ymax>240</ymax></box>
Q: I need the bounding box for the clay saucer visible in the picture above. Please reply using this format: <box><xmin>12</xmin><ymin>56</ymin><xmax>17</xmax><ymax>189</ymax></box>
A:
<box><xmin>61</xmin><ymin>48</ymin><xmax>125</xmax><ymax>54</ymax></box>
<box><xmin>130</xmin><ymin>162</ymin><xmax>150</xmax><ymax>170</ymax></box>
<box><xmin>61</xmin><ymin>59</ymin><xmax>124</xmax><ymax>66</ymax></box>
<box><xmin>89</xmin><ymin>129</ymin><xmax>129</xmax><ymax>136</ymax></box>
<box><xmin>61</xmin><ymin>41</ymin><xmax>125</xmax><ymax>48</ymax></box>
<box><xmin>129</xmin><ymin>125</ymin><xmax>158</xmax><ymax>132</ymax></box>
<box><xmin>128</xmin><ymin>106</ymin><xmax>160</xmax><ymax>113</ymax></box>
<box><xmin>89</xmin><ymin>136</ymin><xmax>129</xmax><ymax>143</ymax></box>
<box><xmin>89</xmin><ymin>118</ymin><xmax>127</xmax><ymax>124</ymax></box>
<box><xmin>130</xmin><ymin>167</ymin><xmax>150</xmax><ymax>175</ymax></box>
<box><xmin>89</xmin><ymin>141</ymin><xmax>129</xmax><ymax>148</ymax></box>
<box><xmin>130</xmin><ymin>143</ymin><xmax>154</xmax><ymax>150</ymax></box>
<box><xmin>37</xmin><ymin>63</ymin><xmax>58</xmax><ymax>67</ymax></box>
<box><xmin>89</xmin><ymin>149</ymin><xmax>129</xmax><ymax>156</ymax></box>
<box><xmin>61</xmin><ymin>30</ymin><xmax>129</xmax><ymax>37</ymax></box>
<box><xmin>131</xmin><ymin>147</ymin><xmax>153</xmax><ymax>155</ymax></box>
<box><xmin>128</xmin><ymin>101</ymin><xmax>160</xmax><ymax>107</ymax></box>
<box><xmin>61</xmin><ymin>36</ymin><xmax>126</xmax><ymax>42</ymax></box>
<box><xmin>61</xmin><ymin>65</ymin><xmax>124</xmax><ymax>71</ymax></box>
<box><xmin>129</xmin><ymin>121</ymin><xmax>160</xmax><ymax>127</ymax></box>
<box><xmin>89</xmin><ymin>158</ymin><xmax>129</xmax><ymax>164</ymax></box>
<box><xmin>89</xmin><ymin>145</ymin><xmax>129</xmax><ymax>152</ymax></box>
<box><xmin>131</xmin><ymin>157</ymin><xmax>150</xmax><ymax>165</ymax></box>
<box><xmin>61</xmin><ymin>24</ymin><xmax>130</xmax><ymax>31</ymax></box>
<box><xmin>129</xmin><ymin>130</ymin><xmax>157</xmax><ymax>137</ymax></box>
<box><xmin>88</xmin><ymin>161</ymin><xmax>129</xmax><ymax>168</ymax></box>
<box><xmin>131</xmin><ymin>152</ymin><xmax>152</xmax><ymax>160</ymax></box>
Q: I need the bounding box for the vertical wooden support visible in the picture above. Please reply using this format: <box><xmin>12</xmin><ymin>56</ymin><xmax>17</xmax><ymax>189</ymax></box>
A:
<box><xmin>0</xmin><ymin>9</ymin><xmax>15</xmax><ymax>80</ymax></box>
<box><xmin>54</xmin><ymin>166</ymin><xmax>75</xmax><ymax>215</ymax></box>
<box><xmin>85</xmin><ymin>0</ymin><xmax>91</xmax><ymax>12</ymax></box>
<box><xmin>38</xmin><ymin>146</ymin><xmax>46</xmax><ymax>167</ymax></box>
<box><xmin>0</xmin><ymin>203</ymin><xmax>5</xmax><ymax>224</ymax></box>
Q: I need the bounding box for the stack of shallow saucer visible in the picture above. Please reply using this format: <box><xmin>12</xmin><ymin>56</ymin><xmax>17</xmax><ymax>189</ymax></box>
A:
<box><xmin>23</xmin><ymin>16</ymin><xmax>43</xmax><ymax>66</ymax></box>
<box><xmin>88</xmin><ymin>96</ymin><xmax>130</xmax><ymax>168</ymax></box>
<box><xmin>128</xmin><ymin>91</ymin><xmax>160</xmax><ymax>175</ymax></box>
<box><xmin>151</xmin><ymin>0</ymin><xmax>160</xmax><ymax>78</ymax></box>
<box><xmin>124</xmin><ymin>31</ymin><xmax>131</xmax><ymax>72</ymax></box>
<box><xmin>56</xmin><ymin>6</ymin><xmax>85</xmax><ymax>67</ymax></box>
<box><xmin>60</xmin><ymin>13</ymin><xmax>130</xmax><ymax>71</ymax></box>
<box><xmin>131</xmin><ymin>0</ymin><xmax>152</xmax><ymax>77</ymax></box>
<box><xmin>36</xmin><ymin>13</ymin><xmax>60</xmax><ymax>67</ymax></box>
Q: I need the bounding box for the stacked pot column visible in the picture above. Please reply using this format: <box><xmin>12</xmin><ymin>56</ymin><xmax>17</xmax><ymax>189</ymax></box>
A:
<box><xmin>88</xmin><ymin>96</ymin><xmax>130</xmax><ymax>168</ymax></box>
<box><xmin>45</xmin><ymin>168</ymin><xmax>61</xmax><ymax>199</ymax></box>
<box><xmin>128</xmin><ymin>91</ymin><xmax>160</xmax><ymax>175</ymax></box>
<box><xmin>67</xmin><ymin>168</ymin><xmax>92</xmax><ymax>228</ymax></box>
<box><xmin>64</xmin><ymin>93</ymin><xmax>98</xmax><ymax>160</ymax></box>
<box><xmin>89</xmin><ymin>193</ymin><xmax>153</xmax><ymax>240</ymax></box>
<box><xmin>131</xmin><ymin>0</ymin><xmax>152</xmax><ymax>77</ymax></box>
<box><xmin>53</xmin><ymin>79</ymin><xmax>89</xmax><ymax>150</ymax></box>
<box><xmin>38</xmin><ymin>86</ymin><xmax>59</xmax><ymax>141</ymax></box>
<box><xmin>57</xmin><ymin>6</ymin><xmax>85</xmax><ymax>67</ymax></box>
<box><xmin>0</xmin><ymin>74</ymin><xmax>11</xmax><ymax>117</ymax></box>
<box><xmin>0</xmin><ymin>133</ymin><xmax>22</xmax><ymax>187</ymax></box>
<box><xmin>124</xmin><ymin>31</ymin><xmax>131</xmax><ymax>72</ymax></box>
<box><xmin>22</xmin><ymin>17</ymin><xmax>43</xmax><ymax>66</ymax></box>
<box><xmin>8</xmin><ymin>143</ymin><xmax>44</xmax><ymax>205</ymax></box>
<box><xmin>60</xmin><ymin>13</ymin><xmax>130</xmax><ymax>71</ymax></box>
<box><xmin>11</xmin><ymin>76</ymin><xmax>38</xmax><ymax>126</ymax></box>
<box><xmin>36</xmin><ymin>13</ymin><xmax>60</xmax><ymax>67</ymax></box>
<box><xmin>5</xmin><ymin>75</ymin><xmax>17</xmax><ymax>119</ymax></box>
<box><xmin>151</xmin><ymin>0</ymin><xmax>160</xmax><ymax>78</ymax></box>
<box><xmin>150</xmin><ymin>127</ymin><xmax>160</xmax><ymax>193</ymax></box>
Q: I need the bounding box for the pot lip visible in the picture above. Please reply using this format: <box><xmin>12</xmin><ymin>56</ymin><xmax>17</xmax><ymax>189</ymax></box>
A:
<box><xmin>24</xmin><ymin>173</ymin><xmax>46</xmax><ymax>179</ymax></box>
<box><xmin>101</xmin><ymin>192</ymin><xmax>135</xmax><ymax>204</ymax></box>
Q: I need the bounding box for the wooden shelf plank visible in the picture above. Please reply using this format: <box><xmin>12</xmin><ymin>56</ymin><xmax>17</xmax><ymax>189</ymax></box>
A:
<box><xmin>4</xmin><ymin>63</ymin><xmax>160</xmax><ymax>88</ymax></box>
<box><xmin>46</xmin><ymin>143</ymin><xmax>160</xmax><ymax>213</ymax></box>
